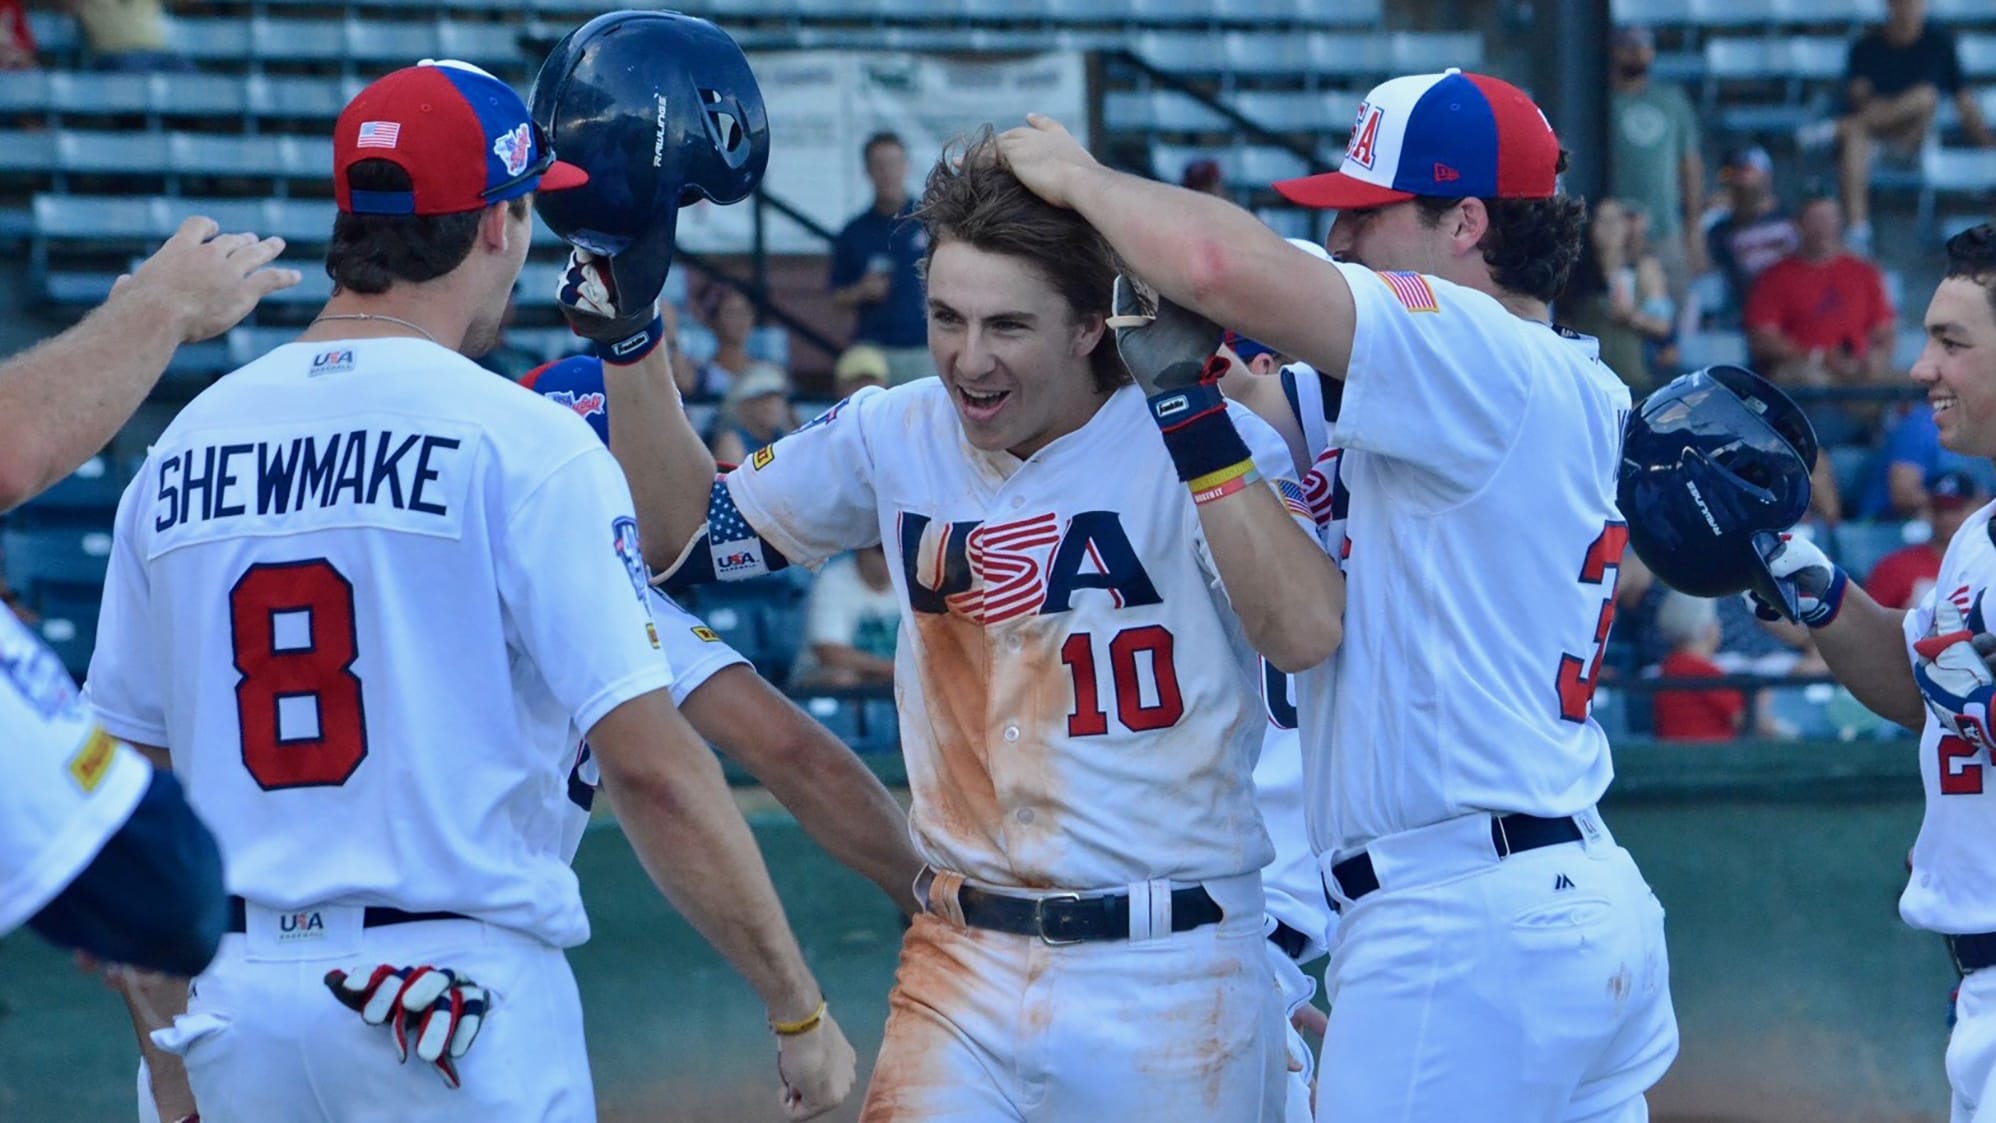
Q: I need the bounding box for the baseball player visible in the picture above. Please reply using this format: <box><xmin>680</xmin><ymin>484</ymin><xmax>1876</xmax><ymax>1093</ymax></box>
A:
<box><xmin>1</xmin><ymin>217</ymin><xmax>299</xmax><ymax>976</ymax></box>
<box><xmin>564</xmin><ymin>128</ymin><xmax>1343</xmax><ymax>1119</ymax></box>
<box><xmin>86</xmin><ymin>60</ymin><xmax>852</xmax><ymax>1123</ymax></box>
<box><xmin>1218</xmin><ymin>312</ymin><xmax>1342</xmax><ymax>1121</ymax></box>
<box><xmin>523</xmin><ymin>353</ymin><xmax>922</xmax><ymax>909</ymax></box>
<box><xmin>1001</xmin><ymin>69</ymin><xmax>1680</xmax><ymax>1120</ymax></box>
<box><xmin>1732</xmin><ymin>224</ymin><xmax>1996</xmax><ymax>1122</ymax></box>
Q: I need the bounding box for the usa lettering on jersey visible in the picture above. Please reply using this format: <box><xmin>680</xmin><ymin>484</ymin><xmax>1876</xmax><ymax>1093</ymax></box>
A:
<box><xmin>896</xmin><ymin>509</ymin><xmax>1162</xmax><ymax>624</ymax></box>
<box><xmin>154</xmin><ymin>429</ymin><xmax>463</xmax><ymax>533</ymax></box>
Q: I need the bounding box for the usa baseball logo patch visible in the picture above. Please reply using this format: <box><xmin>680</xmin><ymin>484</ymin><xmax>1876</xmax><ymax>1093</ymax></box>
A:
<box><xmin>611</xmin><ymin>516</ymin><xmax>649</xmax><ymax>604</ymax></box>
<box><xmin>492</xmin><ymin>123</ymin><xmax>534</xmax><ymax>177</ymax></box>
<box><xmin>1346</xmin><ymin>103</ymin><xmax>1383</xmax><ymax>169</ymax></box>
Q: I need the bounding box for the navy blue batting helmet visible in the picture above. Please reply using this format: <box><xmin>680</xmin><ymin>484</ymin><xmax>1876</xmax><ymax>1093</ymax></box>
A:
<box><xmin>529</xmin><ymin>11</ymin><xmax>769</xmax><ymax>311</ymax></box>
<box><xmin>1618</xmin><ymin>365</ymin><xmax>1818</xmax><ymax>616</ymax></box>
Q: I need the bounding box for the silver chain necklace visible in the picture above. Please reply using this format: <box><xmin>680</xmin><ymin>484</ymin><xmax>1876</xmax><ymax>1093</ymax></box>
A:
<box><xmin>309</xmin><ymin>312</ymin><xmax>439</xmax><ymax>345</ymax></box>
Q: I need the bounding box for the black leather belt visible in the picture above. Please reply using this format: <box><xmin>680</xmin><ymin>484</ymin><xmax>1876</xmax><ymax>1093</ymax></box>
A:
<box><xmin>1951</xmin><ymin>932</ymin><xmax>1996</xmax><ymax>973</ymax></box>
<box><xmin>917</xmin><ymin>869</ymin><xmax>1224</xmax><ymax>945</ymax></box>
<box><xmin>1328</xmin><ymin>814</ymin><xmax>1586</xmax><ymax>910</ymax></box>
<box><xmin>1268</xmin><ymin>919</ymin><xmax>1310</xmax><ymax>960</ymax></box>
<box><xmin>225</xmin><ymin>896</ymin><xmax>472</xmax><ymax>934</ymax></box>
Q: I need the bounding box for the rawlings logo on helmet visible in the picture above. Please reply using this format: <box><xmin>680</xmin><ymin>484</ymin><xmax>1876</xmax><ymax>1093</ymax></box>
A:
<box><xmin>493</xmin><ymin>123</ymin><xmax>534</xmax><ymax>177</ymax></box>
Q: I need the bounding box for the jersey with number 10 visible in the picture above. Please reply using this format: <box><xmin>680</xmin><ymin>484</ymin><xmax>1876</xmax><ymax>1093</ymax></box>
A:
<box><xmin>85</xmin><ymin>339</ymin><xmax>671</xmax><ymax>949</ymax></box>
<box><xmin>1299</xmin><ymin>262</ymin><xmax>1632</xmax><ymax>859</ymax></box>
<box><xmin>725</xmin><ymin>381</ymin><xmax>1310</xmax><ymax>891</ymax></box>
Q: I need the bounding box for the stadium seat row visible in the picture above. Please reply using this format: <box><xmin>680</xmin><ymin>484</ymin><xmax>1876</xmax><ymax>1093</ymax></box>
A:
<box><xmin>1611</xmin><ymin>0</ymin><xmax>1990</xmax><ymax>29</ymax></box>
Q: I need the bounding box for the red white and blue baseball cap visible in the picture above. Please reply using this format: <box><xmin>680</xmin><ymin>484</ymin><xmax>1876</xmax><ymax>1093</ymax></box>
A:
<box><xmin>334</xmin><ymin>59</ymin><xmax>589</xmax><ymax>216</ymax></box>
<box><xmin>522</xmin><ymin>355</ymin><xmax>611</xmax><ymax>446</ymax></box>
<box><xmin>1274</xmin><ymin>69</ymin><xmax>1560</xmax><ymax>211</ymax></box>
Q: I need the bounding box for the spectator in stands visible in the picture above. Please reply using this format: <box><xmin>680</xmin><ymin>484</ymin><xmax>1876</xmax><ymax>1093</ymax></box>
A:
<box><xmin>1563</xmin><ymin>197</ymin><xmax>1674</xmax><ymax>391</ymax></box>
<box><xmin>1867</xmin><ymin>468</ymin><xmax>1987</xmax><ymax>609</ymax></box>
<box><xmin>829</xmin><ymin>131</ymin><xmax>930</xmax><ymax>387</ymax></box>
<box><xmin>791</xmin><ymin>546</ymin><xmax>899</xmax><ymax>690</ymax></box>
<box><xmin>658</xmin><ymin>301</ymin><xmax>697</xmax><ymax>399</ymax></box>
<box><xmin>691</xmin><ymin>281</ymin><xmax>757</xmax><ymax>399</ymax></box>
<box><xmin>1745</xmin><ymin>194</ymin><xmax>1898</xmax><ymax>442</ymax></box>
<box><xmin>1610</xmin><ymin>25</ymin><xmax>1707</xmax><ymax>296</ymax></box>
<box><xmin>709</xmin><ymin>360</ymin><xmax>795</xmax><ymax>467</ymax></box>
<box><xmin>833</xmin><ymin>343</ymin><xmax>890</xmax><ymax>399</ymax></box>
<box><xmin>0</xmin><ymin>0</ymin><xmax>36</xmax><ymax>70</ymax></box>
<box><xmin>1181</xmin><ymin>157</ymin><xmax>1226</xmax><ymax>198</ymax></box>
<box><xmin>71</xmin><ymin>0</ymin><xmax>187</xmax><ymax>72</ymax></box>
<box><xmin>1649</xmin><ymin>592</ymin><xmax>1748</xmax><ymax>743</ymax></box>
<box><xmin>1705</xmin><ymin>146</ymin><xmax>1799</xmax><ymax>319</ymax></box>
<box><xmin>1856</xmin><ymin>401</ymin><xmax>1996</xmax><ymax>517</ymax></box>
<box><xmin>1833</xmin><ymin>0</ymin><xmax>1995</xmax><ymax>250</ymax></box>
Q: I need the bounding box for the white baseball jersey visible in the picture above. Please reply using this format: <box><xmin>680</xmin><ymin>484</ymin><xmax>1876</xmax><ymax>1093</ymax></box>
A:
<box><xmin>1298</xmin><ymin>262</ymin><xmax>1632</xmax><ymax>858</ymax></box>
<box><xmin>724</xmin><ymin>381</ymin><xmax>1311</xmax><ymax>890</ymax></box>
<box><xmin>556</xmin><ymin>587</ymin><xmax>749</xmax><ymax>861</ymax></box>
<box><xmin>0</xmin><ymin>604</ymin><xmax>152</xmax><ymax>934</ymax></box>
<box><xmin>86</xmin><ymin>338</ymin><xmax>672</xmax><ymax>949</ymax></box>
<box><xmin>1900</xmin><ymin>499</ymin><xmax>1996</xmax><ymax>934</ymax></box>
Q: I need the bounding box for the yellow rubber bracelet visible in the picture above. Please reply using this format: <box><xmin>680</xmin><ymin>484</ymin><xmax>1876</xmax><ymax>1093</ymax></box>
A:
<box><xmin>771</xmin><ymin>999</ymin><xmax>827</xmax><ymax>1036</ymax></box>
<box><xmin>1185</xmin><ymin>458</ymin><xmax>1257</xmax><ymax>495</ymax></box>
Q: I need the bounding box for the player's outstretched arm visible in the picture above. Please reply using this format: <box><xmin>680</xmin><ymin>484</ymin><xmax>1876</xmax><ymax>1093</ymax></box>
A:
<box><xmin>555</xmin><ymin>249</ymin><xmax>719</xmax><ymax>569</ymax></box>
<box><xmin>587</xmin><ymin>688</ymin><xmax>857</xmax><ymax>1118</ymax></box>
<box><xmin>1196</xmin><ymin>479</ymin><xmax>1343</xmax><ymax>673</ymax></box>
<box><xmin>997</xmin><ymin>115</ymin><xmax>1357</xmax><ymax>380</ymax></box>
<box><xmin>1751</xmin><ymin>535</ymin><xmax>1925</xmax><ymax>730</ymax></box>
<box><xmin>0</xmin><ymin>217</ymin><xmax>299</xmax><ymax>511</ymax></box>
<box><xmin>680</xmin><ymin>666</ymin><xmax>922</xmax><ymax>913</ymax></box>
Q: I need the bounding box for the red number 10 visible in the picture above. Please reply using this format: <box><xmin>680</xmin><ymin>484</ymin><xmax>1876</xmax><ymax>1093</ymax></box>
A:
<box><xmin>1061</xmin><ymin>625</ymin><xmax>1185</xmax><ymax>737</ymax></box>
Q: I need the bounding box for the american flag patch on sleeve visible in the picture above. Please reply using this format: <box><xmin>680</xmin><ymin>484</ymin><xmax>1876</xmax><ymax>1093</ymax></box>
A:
<box><xmin>1275</xmin><ymin>478</ymin><xmax>1311</xmax><ymax>520</ymax></box>
<box><xmin>1375</xmin><ymin>270</ymin><xmax>1440</xmax><ymax>314</ymax></box>
<box><xmin>356</xmin><ymin>121</ymin><xmax>401</xmax><ymax>149</ymax></box>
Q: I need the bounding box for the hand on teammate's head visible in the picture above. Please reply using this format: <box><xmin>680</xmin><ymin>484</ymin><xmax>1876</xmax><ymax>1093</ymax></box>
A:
<box><xmin>993</xmin><ymin>114</ymin><xmax>1096</xmax><ymax>210</ymax></box>
<box><xmin>775</xmin><ymin>1009</ymin><xmax>857</xmax><ymax>1120</ymax></box>
<box><xmin>117</xmin><ymin>216</ymin><xmax>302</xmax><ymax>344</ymax></box>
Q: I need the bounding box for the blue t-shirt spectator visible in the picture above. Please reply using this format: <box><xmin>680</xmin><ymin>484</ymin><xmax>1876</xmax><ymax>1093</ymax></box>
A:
<box><xmin>829</xmin><ymin>199</ymin><xmax>928</xmax><ymax>350</ymax></box>
<box><xmin>1857</xmin><ymin>404</ymin><xmax>1996</xmax><ymax>519</ymax></box>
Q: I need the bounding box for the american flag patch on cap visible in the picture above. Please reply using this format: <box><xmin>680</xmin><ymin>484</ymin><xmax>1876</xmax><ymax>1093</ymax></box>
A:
<box><xmin>1375</xmin><ymin>270</ymin><xmax>1440</xmax><ymax>314</ymax></box>
<box><xmin>356</xmin><ymin>121</ymin><xmax>401</xmax><ymax>149</ymax></box>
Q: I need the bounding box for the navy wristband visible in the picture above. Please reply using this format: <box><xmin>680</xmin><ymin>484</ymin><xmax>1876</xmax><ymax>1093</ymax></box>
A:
<box><xmin>1147</xmin><ymin>384</ymin><xmax>1254</xmax><ymax>484</ymax></box>
<box><xmin>602</xmin><ymin>313</ymin><xmax>666</xmax><ymax>366</ymax></box>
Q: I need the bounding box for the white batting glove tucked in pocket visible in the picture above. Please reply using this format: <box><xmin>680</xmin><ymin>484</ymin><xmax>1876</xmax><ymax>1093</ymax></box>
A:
<box><xmin>323</xmin><ymin>964</ymin><xmax>492</xmax><ymax>1089</ymax></box>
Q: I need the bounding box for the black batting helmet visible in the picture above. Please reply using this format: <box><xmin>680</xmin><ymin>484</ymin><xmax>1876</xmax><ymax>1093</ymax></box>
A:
<box><xmin>1617</xmin><ymin>365</ymin><xmax>1818</xmax><ymax>617</ymax></box>
<box><xmin>529</xmin><ymin>11</ymin><xmax>769</xmax><ymax>311</ymax></box>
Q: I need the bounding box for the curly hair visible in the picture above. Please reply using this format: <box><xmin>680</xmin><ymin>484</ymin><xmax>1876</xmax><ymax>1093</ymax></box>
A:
<box><xmin>1414</xmin><ymin>150</ymin><xmax>1587</xmax><ymax>305</ymax></box>
<box><xmin>326</xmin><ymin>160</ymin><xmax>526</xmax><ymax>295</ymax></box>
<box><xmin>1945</xmin><ymin>223</ymin><xmax>1996</xmax><ymax>321</ymax></box>
<box><xmin>912</xmin><ymin>126</ymin><xmax>1129</xmax><ymax>394</ymax></box>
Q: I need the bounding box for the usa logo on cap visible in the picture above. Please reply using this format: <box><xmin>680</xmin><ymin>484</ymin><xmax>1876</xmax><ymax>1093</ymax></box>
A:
<box><xmin>1275</xmin><ymin>69</ymin><xmax>1560</xmax><ymax>211</ymax></box>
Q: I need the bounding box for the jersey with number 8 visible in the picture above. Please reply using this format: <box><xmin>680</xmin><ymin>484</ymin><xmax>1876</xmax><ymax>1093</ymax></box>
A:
<box><xmin>1298</xmin><ymin>261</ymin><xmax>1633</xmax><ymax>857</ymax></box>
<box><xmin>85</xmin><ymin>338</ymin><xmax>671</xmax><ymax>949</ymax></box>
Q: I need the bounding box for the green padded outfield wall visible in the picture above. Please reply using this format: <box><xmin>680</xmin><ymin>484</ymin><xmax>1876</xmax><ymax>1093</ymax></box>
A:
<box><xmin>0</xmin><ymin>740</ymin><xmax>1956</xmax><ymax>1121</ymax></box>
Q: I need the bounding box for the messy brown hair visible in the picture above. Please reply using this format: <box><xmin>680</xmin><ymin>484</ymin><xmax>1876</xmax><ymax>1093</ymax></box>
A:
<box><xmin>913</xmin><ymin>127</ymin><xmax>1129</xmax><ymax>393</ymax></box>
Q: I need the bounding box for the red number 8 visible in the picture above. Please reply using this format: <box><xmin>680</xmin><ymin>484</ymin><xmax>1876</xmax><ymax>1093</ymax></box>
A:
<box><xmin>229</xmin><ymin>559</ymin><xmax>369</xmax><ymax>790</ymax></box>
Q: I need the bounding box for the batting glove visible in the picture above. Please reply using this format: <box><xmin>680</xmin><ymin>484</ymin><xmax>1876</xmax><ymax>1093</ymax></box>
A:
<box><xmin>1746</xmin><ymin>533</ymin><xmax>1847</xmax><ymax>628</ymax></box>
<box><xmin>324</xmin><ymin>964</ymin><xmax>491</xmax><ymax>1089</ymax></box>
<box><xmin>1108</xmin><ymin>274</ymin><xmax>1227</xmax><ymax>397</ymax></box>
<box><xmin>555</xmin><ymin>248</ymin><xmax>665</xmax><ymax>364</ymax></box>
<box><xmin>1914</xmin><ymin>590</ymin><xmax>1996</xmax><ymax>750</ymax></box>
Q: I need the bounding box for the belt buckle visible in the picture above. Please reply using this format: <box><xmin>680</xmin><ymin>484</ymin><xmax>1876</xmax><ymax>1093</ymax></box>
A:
<box><xmin>1033</xmin><ymin>893</ymin><xmax>1085</xmax><ymax>946</ymax></box>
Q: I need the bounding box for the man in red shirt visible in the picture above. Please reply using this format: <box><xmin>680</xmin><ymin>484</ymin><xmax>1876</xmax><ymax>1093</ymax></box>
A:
<box><xmin>1866</xmin><ymin>468</ymin><xmax>1988</xmax><ymax>608</ymax></box>
<box><xmin>1746</xmin><ymin>195</ymin><xmax>1899</xmax><ymax>439</ymax></box>
<box><xmin>1650</xmin><ymin>591</ymin><xmax>1749</xmax><ymax>742</ymax></box>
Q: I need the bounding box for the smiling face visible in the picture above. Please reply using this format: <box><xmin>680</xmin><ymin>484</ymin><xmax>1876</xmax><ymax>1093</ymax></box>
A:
<box><xmin>1912</xmin><ymin>277</ymin><xmax>1996</xmax><ymax>457</ymax></box>
<box><xmin>925</xmin><ymin>237</ymin><xmax>1108</xmax><ymax>458</ymax></box>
